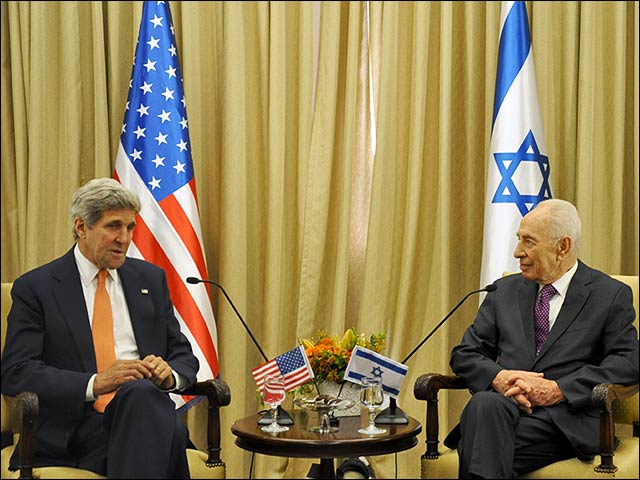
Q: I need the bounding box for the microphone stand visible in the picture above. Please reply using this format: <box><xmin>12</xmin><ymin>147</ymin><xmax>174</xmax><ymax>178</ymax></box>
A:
<box><xmin>187</xmin><ymin>277</ymin><xmax>293</xmax><ymax>425</ymax></box>
<box><xmin>375</xmin><ymin>286</ymin><xmax>494</xmax><ymax>425</ymax></box>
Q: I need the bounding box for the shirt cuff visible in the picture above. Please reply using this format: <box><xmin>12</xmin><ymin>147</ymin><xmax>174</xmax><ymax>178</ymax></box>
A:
<box><xmin>86</xmin><ymin>374</ymin><xmax>97</xmax><ymax>401</ymax></box>
<box><xmin>159</xmin><ymin>371</ymin><xmax>188</xmax><ymax>393</ymax></box>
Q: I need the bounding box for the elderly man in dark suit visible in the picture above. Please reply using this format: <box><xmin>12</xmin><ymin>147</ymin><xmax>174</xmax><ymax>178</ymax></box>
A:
<box><xmin>448</xmin><ymin>198</ymin><xmax>639</xmax><ymax>479</ymax></box>
<box><xmin>1</xmin><ymin>178</ymin><xmax>199</xmax><ymax>478</ymax></box>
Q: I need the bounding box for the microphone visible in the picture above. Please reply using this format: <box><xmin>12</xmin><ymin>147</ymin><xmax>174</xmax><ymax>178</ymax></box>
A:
<box><xmin>375</xmin><ymin>283</ymin><xmax>498</xmax><ymax>425</ymax></box>
<box><xmin>186</xmin><ymin>277</ymin><xmax>268</xmax><ymax>362</ymax></box>
<box><xmin>186</xmin><ymin>276</ymin><xmax>293</xmax><ymax>425</ymax></box>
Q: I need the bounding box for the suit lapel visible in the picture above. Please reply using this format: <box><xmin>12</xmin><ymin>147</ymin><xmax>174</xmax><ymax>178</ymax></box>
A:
<box><xmin>51</xmin><ymin>248</ymin><xmax>97</xmax><ymax>372</ymax></box>
<box><xmin>518</xmin><ymin>277</ymin><xmax>539</xmax><ymax>361</ymax></box>
<box><xmin>533</xmin><ymin>261</ymin><xmax>591</xmax><ymax>365</ymax></box>
<box><xmin>118</xmin><ymin>261</ymin><xmax>155</xmax><ymax>358</ymax></box>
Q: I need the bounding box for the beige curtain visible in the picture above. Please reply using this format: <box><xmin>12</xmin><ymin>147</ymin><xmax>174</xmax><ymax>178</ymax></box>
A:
<box><xmin>1</xmin><ymin>2</ymin><xmax>638</xmax><ymax>478</ymax></box>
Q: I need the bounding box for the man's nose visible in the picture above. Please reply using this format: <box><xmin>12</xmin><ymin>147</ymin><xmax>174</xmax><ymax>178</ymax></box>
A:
<box><xmin>513</xmin><ymin>244</ymin><xmax>524</xmax><ymax>258</ymax></box>
<box><xmin>115</xmin><ymin>227</ymin><xmax>132</xmax><ymax>241</ymax></box>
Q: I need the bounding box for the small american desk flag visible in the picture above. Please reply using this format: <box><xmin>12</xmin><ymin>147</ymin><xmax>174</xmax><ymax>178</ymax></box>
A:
<box><xmin>251</xmin><ymin>346</ymin><xmax>315</xmax><ymax>393</ymax></box>
<box><xmin>114</xmin><ymin>1</ymin><xmax>219</xmax><ymax>410</ymax></box>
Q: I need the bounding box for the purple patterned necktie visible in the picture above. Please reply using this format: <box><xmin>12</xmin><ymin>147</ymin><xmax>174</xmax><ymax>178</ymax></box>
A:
<box><xmin>534</xmin><ymin>284</ymin><xmax>557</xmax><ymax>354</ymax></box>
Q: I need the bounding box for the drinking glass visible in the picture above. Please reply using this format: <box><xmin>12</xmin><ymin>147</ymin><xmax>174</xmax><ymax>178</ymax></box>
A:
<box><xmin>261</xmin><ymin>375</ymin><xmax>289</xmax><ymax>433</ymax></box>
<box><xmin>358</xmin><ymin>377</ymin><xmax>387</xmax><ymax>435</ymax></box>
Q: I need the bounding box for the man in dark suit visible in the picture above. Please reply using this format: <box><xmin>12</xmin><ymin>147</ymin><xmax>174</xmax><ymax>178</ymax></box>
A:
<box><xmin>448</xmin><ymin>198</ymin><xmax>639</xmax><ymax>479</ymax></box>
<box><xmin>1</xmin><ymin>178</ymin><xmax>199</xmax><ymax>478</ymax></box>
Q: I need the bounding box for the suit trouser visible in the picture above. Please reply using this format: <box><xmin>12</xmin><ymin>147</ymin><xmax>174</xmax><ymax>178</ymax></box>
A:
<box><xmin>70</xmin><ymin>379</ymin><xmax>190</xmax><ymax>479</ymax></box>
<box><xmin>457</xmin><ymin>391</ymin><xmax>575</xmax><ymax>479</ymax></box>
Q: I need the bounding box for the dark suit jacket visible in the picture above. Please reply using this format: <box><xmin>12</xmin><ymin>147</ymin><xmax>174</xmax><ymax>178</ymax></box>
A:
<box><xmin>449</xmin><ymin>261</ymin><xmax>639</xmax><ymax>457</ymax></box>
<box><xmin>1</xmin><ymin>247</ymin><xmax>199</xmax><ymax>467</ymax></box>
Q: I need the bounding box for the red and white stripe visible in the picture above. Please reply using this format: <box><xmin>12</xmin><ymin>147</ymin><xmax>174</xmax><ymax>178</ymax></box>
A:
<box><xmin>115</xmin><ymin>143</ymin><xmax>219</xmax><ymax>408</ymax></box>
<box><xmin>252</xmin><ymin>364</ymin><xmax>312</xmax><ymax>393</ymax></box>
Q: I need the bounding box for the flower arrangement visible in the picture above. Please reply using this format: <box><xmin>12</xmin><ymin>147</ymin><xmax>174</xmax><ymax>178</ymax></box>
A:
<box><xmin>300</xmin><ymin>328</ymin><xmax>386</xmax><ymax>385</ymax></box>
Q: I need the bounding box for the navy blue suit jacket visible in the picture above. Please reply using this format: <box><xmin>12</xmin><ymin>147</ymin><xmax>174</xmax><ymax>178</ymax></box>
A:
<box><xmin>449</xmin><ymin>261</ymin><xmax>639</xmax><ymax>457</ymax></box>
<box><xmin>1</xmin><ymin>247</ymin><xmax>199</xmax><ymax>466</ymax></box>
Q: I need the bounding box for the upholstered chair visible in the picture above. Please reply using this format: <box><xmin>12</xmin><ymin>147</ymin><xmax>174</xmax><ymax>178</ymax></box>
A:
<box><xmin>413</xmin><ymin>275</ymin><xmax>639</xmax><ymax>479</ymax></box>
<box><xmin>1</xmin><ymin>282</ymin><xmax>231</xmax><ymax>479</ymax></box>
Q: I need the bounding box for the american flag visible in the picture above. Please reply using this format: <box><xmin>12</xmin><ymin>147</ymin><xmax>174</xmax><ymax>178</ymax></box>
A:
<box><xmin>114</xmin><ymin>0</ymin><xmax>219</xmax><ymax>409</ymax></box>
<box><xmin>251</xmin><ymin>346</ymin><xmax>315</xmax><ymax>393</ymax></box>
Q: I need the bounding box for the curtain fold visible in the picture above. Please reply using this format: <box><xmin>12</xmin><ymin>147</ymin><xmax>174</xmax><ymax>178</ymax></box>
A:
<box><xmin>297</xmin><ymin>1</ymin><xmax>369</xmax><ymax>335</ymax></box>
<box><xmin>1</xmin><ymin>2</ymin><xmax>638</xmax><ymax>478</ymax></box>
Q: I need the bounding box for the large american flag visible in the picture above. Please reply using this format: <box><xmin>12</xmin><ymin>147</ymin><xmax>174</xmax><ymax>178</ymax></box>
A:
<box><xmin>251</xmin><ymin>346</ymin><xmax>315</xmax><ymax>393</ymax></box>
<box><xmin>114</xmin><ymin>0</ymin><xmax>219</xmax><ymax>409</ymax></box>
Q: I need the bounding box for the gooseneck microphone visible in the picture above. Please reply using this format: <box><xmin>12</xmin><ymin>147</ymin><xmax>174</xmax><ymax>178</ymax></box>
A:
<box><xmin>186</xmin><ymin>277</ymin><xmax>268</xmax><ymax>362</ymax></box>
<box><xmin>401</xmin><ymin>283</ymin><xmax>497</xmax><ymax>364</ymax></box>
<box><xmin>186</xmin><ymin>277</ymin><xmax>293</xmax><ymax>425</ymax></box>
<box><xmin>375</xmin><ymin>283</ymin><xmax>498</xmax><ymax>425</ymax></box>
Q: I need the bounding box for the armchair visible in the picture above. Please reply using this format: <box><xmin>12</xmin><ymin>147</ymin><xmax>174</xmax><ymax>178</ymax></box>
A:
<box><xmin>0</xmin><ymin>282</ymin><xmax>231</xmax><ymax>479</ymax></box>
<box><xmin>413</xmin><ymin>275</ymin><xmax>639</xmax><ymax>479</ymax></box>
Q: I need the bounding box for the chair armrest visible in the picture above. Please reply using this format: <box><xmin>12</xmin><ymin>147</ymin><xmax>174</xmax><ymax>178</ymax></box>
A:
<box><xmin>414</xmin><ymin>374</ymin><xmax>466</xmax><ymax>458</ymax></box>
<box><xmin>592</xmin><ymin>383</ymin><xmax>639</xmax><ymax>412</ymax></box>
<box><xmin>591</xmin><ymin>383</ymin><xmax>639</xmax><ymax>474</ymax></box>
<box><xmin>414</xmin><ymin>373</ymin><xmax>466</xmax><ymax>401</ymax></box>
<box><xmin>4</xmin><ymin>392</ymin><xmax>39</xmax><ymax>480</ymax></box>
<box><xmin>182</xmin><ymin>379</ymin><xmax>231</xmax><ymax>467</ymax></box>
<box><xmin>184</xmin><ymin>379</ymin><xmax>232</xmax><ymax>407</ymax></box>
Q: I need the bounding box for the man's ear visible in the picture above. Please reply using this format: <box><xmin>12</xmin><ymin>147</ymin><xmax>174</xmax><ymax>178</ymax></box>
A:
<box><xmin>557</xmin><ymin>236</ymin><xmax>572</xmax><ymax>258</ymax></box>
<box><xmin>74</xmin><ymin>217</ymin><xmax>86</xmax><ymax>239</ymax></box>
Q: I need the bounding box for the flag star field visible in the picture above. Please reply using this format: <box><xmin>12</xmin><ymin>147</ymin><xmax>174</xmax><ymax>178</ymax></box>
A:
<box><xmin>120</xmin><ymin>7</ymin><xmax>193</xmax><ymax>203</ymax></box>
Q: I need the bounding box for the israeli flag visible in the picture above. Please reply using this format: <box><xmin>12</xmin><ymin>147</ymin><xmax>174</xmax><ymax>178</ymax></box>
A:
<box><xmin>480</xmin><ymin>1</ymin><xmax>552</xmax><ymax>291</ymax></box>
<box><xmin>343</xmin><ymin>346</ymin><xmax>409</xmax><ymax>399</ymax></box>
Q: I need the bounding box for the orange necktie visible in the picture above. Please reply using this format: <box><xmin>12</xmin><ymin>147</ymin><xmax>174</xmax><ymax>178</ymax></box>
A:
<box><xmin>92</xmin><ymin>269</ymin><xmax>117</xmax><ymax>412</ymax></box>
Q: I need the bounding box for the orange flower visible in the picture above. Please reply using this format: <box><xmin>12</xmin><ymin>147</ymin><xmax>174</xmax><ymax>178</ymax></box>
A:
<box><xmin>300</xmin><ymin>328</ymin><xmax>386</xmax><ymax>385</ymax></box>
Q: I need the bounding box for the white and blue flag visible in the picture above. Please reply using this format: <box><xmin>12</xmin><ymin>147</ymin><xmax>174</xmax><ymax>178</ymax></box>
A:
<box><xmin>480</xmin><ymin>1</ymin><xmax>552</xmax><ymax>290</ymax></box>
<box><xmin>343</xmin><ymin>346</ymin><xmax>408</xmax><ymax>399</ymax></box>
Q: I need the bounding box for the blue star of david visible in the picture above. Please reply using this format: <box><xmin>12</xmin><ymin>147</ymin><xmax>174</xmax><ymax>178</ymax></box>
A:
<box><xmin>371</xmin><ymin>366</ymin><xmax>383</xmax><ymax>378</ymax></box>
<box><xmin>492</xmin><ymin>130</ymin><xmax>552</xmax><ymax>216</ymax></box>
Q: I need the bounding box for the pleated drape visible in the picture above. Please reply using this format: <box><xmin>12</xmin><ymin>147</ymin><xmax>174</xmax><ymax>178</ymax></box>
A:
<box><xmin>1</xmin><ymin>2</ymin><xmax>637</xmax><ymax>478</ymax></box>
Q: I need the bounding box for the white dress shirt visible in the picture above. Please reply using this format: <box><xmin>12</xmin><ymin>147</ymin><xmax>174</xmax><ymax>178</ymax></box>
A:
<box><xmin>539</xmin><ymin>260</ymin><xmax>578</xmax><ymax>331</ymax></box>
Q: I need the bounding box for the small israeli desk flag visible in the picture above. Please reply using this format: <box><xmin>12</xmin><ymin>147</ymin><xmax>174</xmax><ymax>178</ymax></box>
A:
<box><xmin>343</xmin><ymin>346</ymin><xmax>408</xmax><ymax>399</ymax></box>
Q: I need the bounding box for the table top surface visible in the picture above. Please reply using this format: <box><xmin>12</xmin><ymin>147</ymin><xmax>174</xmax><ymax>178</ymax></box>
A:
<box><xmin>231</xmin><ymin>408</ymin><xmax>422</xmax><ymax>459</ymax></box>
